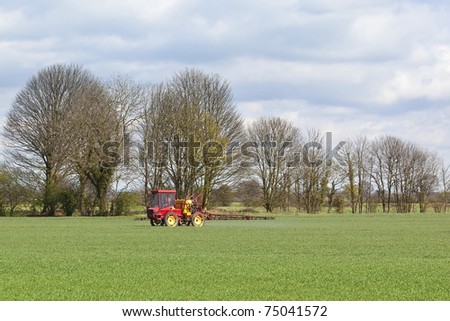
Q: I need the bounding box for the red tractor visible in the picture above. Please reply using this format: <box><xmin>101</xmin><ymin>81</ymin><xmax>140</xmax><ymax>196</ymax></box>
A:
<box><xmin>146</xmin><ymin>190</ymin><xmax>206</xmax><ymax>227</ymax></box>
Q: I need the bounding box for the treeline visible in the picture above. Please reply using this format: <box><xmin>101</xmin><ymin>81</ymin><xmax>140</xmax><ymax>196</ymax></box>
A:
<box><xmin>1</xmin><ymin>64</ymin><xmax>449</xmax><ymax>216</ymax></box>
<box><xmin>210</xmin><ymin>132</ymin><xmax>449</xmax><ymax>214</ymax></box>
<box><xmin>1</xmin><ymin>64</ymin><xmax>242</xmax><ymax>216</ymax></box>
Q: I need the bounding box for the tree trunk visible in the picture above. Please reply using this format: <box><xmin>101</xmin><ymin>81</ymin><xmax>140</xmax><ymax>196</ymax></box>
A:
<box><xmin>96</xmin><ymin>184</ymin><xmax>109</xmax><ymax>216</ymax></box>
<box><xmin>144</xmin><ymin>161</ymin><xmax>150</xmax><ymax>207</ymax></box>
<box><xmin>78</xmin><ymin>174</ymin><xmax>87</xmax><ymax>215</ymax></box>
<box><xmin>42</xmin><ymin>170</ymin><xmax>57</xmax><ymax>216</ymax></box>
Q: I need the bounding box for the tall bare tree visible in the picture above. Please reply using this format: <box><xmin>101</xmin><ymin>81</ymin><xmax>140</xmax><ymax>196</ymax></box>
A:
<box><xmin>67</xmin><ymin>78</ymin><xmax>121</xmax><ymax>215</ymax></box>
<box><xmin>368</xmin><ymin>136</ymin><xmax>439</xmax><ymax>213</ymax></box>
<box><xmin>325</xmin><ymin>163</ymin><xmax>345</xmax><ymax>213</ymax></box>
<box><xmin>246</xmin><ymin>117</ymin><xmax>300</xmax><ymax>212</ymax></box>
<box><xmin>353</xmin><ymin>136</ymin><xmax>369</xmax><ymax>213</ymax></box>
<box><xmin>106</xmin><ymin>76</ymin><xmax>146</xmax><ymax>214</ymax></box>
<box><xmin>137</xmin><ymin>69</ymin><xmax>243</xmax><ymax>207</ymax></box>
<box><xmin>414</xmin><ymin>149</ymin><xmax>438</xmax><ymax>213</ymax></box>
<box><xmin>293</xmin><ymin>129</ymin><xmax>329</xmax><ymax>213</ymax></box>
<box><xmin>108</xmin><ymin>75</ymin><xmax>144</xmax><ymax>134</ymax></box>
<box><xmin>368</xmin><ymin>136</ymin><xmax>403</xmax><ymax>213</ymax></box>
<box><xmin>137</xmin><ymin>83</ymin><xmax>172</xmax><ymax>205</ymax></box>
<box><xmin>3</xmin><ymin>64</ymin><xmax>96</xmax><ymax>215</ymax></box>
<box><xmin>340</xmin><ymin>136</ymin><xmax>370</xmax><ymax>213</ymax></box>
<box><xmin>341</xmin><ymin>142</ymin><xmax>357</xmax><ymax>213</ymax></box>
<box><xmin>168</xmin><ymin>69</ymin><xmax>243</xmax><ymax>207</ymax></box>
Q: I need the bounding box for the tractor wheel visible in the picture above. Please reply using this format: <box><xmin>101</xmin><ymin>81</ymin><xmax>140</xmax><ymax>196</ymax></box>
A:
<box><xmin>164</xmin><ymin>212</ymin><xmax>179</xmax><ymax>227</ymax></box>
<box><xmin>150</xmin><ymin>219</ymin><xmax>162</xmax><ymax>226</ymax></box>
<box><xmin>191</xmin><ymin>212</ymin><xmax>205</xmax><ymax>227</ymax></box>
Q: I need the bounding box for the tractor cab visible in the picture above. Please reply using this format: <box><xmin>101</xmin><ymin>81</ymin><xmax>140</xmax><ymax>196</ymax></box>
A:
<box><xmin>150</xmin><ymin>189</ymin><xmax>176</xmax><ymax>210</ymax></box>
<box><xmin>146</xmin><ymin>189</ymin><xmax>176</xmax><ymax>221</ymax></box>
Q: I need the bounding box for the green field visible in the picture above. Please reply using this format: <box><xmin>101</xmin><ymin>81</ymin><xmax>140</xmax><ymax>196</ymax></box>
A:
<box><xmin>1</xmin><ymin>214</ymin><xmax>449</xmax><ymax>300</ymax></box>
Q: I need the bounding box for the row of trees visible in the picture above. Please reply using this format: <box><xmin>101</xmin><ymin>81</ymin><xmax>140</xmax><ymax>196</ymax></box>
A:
<box><xmin>209</xmin><ymin>132</ymin><xmax>449</xmax><ymax>214</ymax></box>
<box><xmin>2</xmin><ymin>64</ymin><xmax>243</xmax><ymax>215</ymax></box>
<box><xmin>239</xmin><ymin>119</ymin><xmax>448</xmax><ymax>213</ymax></box>
<box><xmin>1</xmin><ymin>63</ymin><xmax>449</xmax><ymax>215</ymax></box>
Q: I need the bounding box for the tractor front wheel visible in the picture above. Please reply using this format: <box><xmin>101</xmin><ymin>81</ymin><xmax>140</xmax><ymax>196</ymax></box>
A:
<box><xmin>150</xmin><ymin>219</ymin><xmax>162</xmax><ymax>226</ymax></box>
<box><xmin>164</xmin><ymin>212</ymin><xmax>179</xmax><ymax>227</ymax></box>
<box><xmin>191</xmin><ymin>212</ymin><xmax>205</xmax><ymax>227</ymax></box>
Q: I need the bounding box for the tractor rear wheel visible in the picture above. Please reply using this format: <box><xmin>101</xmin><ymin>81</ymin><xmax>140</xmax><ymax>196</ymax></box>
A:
<box><xmin>191</xmin><ymin>212</ymin><xmax>205</xmax><ymax>227</ymax></box>
<box><xmin>164</xmin><ymin>212</ymin><xmax>179</xmax><ymax>227</ymax></box>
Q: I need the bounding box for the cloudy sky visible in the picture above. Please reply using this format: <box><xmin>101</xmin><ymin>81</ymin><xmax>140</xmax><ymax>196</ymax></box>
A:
<box><xmin>1</xmin><ymin>0</ymin><xmax>450</xmax><ymax>161</ymax></box>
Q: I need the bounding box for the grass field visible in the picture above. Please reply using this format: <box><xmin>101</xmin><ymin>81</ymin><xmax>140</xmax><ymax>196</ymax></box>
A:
<box><xmin>0</xmin><ymin>214</ymin><xmax>449</xmax><ymax>301</ymax></box>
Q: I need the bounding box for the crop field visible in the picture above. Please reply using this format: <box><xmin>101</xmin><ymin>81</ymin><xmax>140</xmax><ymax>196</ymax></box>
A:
<box><xmin>1</xmin><ymin>214</ymin><xmax>449</xmax><ymax>301</ymax></box>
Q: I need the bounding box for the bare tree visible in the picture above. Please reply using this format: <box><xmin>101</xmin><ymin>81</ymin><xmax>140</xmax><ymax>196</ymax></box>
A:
<box><xmin>107</xmin><ymin>75</ymin><xmax>144</xmax><ymax>133</ymax></box>
<box><xmin>137</xmin><ymin>83</ymin><xmax>172</xmax><ymax>205</ymax></box>
<box><xmin>354</xmin><ymin>136</ymin><xmax>369</xmax><ymax>213</ymax></box>
<box><xmin>393</xmin><ymin>141</ymin><xmax>416</xmax><ymax>212</ymax></box>
<box><xmin>414</xmin><ymin>149</ymin><xmax>438</xmax><ymax>213</ymax></box>
<box><xmin>246</xmin><ymin>117</ymin><xmax>300</xmax><ymax>212</ymax></box>
<box><xmin>340</xmin><ymin>136</ymin><xmax>370</xmax><ymax>213</ymax></box>
<box><xmin>3</xmin><ymin>64</ymin><xmax>96</xmax><ymax>215</ymax></box>
<box><xmin>368</xmin><ymin>139</ymin><xmax>386</xmax><ymax>212</ymax></box>
<box><xmin>293</xmin><ymin>129</ymin><xmax>329</xmax><ymax>213</ymax></box>
<box><xmin>368</xmin><ymin>136</ymin><xmax>439</xmax><ymax>213</ymax></box>
<box><xmin>137</xmin><ymin>69</ymin><xmax>243</xmax><ymax>207</ymax></box>
<box><xmin>66</xmin><ymin>77</ymin><xmax>121</xmax><ymax>215</ymax></box>
<box><xmin>368</xmin><ymin>136</ymin><xmax>404</xmax><ymax>213</ymax></box>
<box><xmin>234</xmin><ymin>179</ymin><xmax>263</xmax><ymax>207</ymax></box>
<box><xmin>106</xmin><ymin>76</ymin><xmax>146</xmax><ymax>214</ymax></box>
<box><xmin>341</xmin><ymin>142</ymin><xmax>357</xmax><ymax>213</ymax></box>
<box><xmin>325</xmin><ymin>164</ymin><xmax>345</xmax><ymax>213</ymax></box>
<box><xmin>0</xmin><ymin>163</ymin><xmax>36</xmax><ymax>215</ymax></box>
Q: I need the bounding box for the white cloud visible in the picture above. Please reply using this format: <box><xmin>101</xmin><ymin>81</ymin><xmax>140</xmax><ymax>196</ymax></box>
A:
<box><xmin>0</xmin><ymin>8</ymin><xmax>25</xmax><ymax>33</ymax></box>
<box><xmin>0</xmin><ymin>38</ymin><xmax>59</xmax><ymax>61</ymax></box>
<box><xmin>379</xmin><ymin>45</ymin><xmax>450</xmax><ymax>103</ymax></box>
